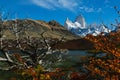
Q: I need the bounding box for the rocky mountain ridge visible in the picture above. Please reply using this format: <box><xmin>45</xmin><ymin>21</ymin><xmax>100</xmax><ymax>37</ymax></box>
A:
<box><xmin>1</xmin><ymin>19</ymin><xmax>79</xmax><ymax>40</ymax></box>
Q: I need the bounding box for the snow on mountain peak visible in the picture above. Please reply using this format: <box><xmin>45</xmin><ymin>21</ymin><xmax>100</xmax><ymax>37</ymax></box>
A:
<box><xmin>64</xmin><ymin>14</ymin><xmax>110</xmax><ymax>36</ymax></box>
<box><xmin>64</xmin><ymin>17</ymin><xmax>76</xmax><ymax>30</ymax></box>
<box><xmin>64</xmin><ymin>14</ymin><xmax>86</xmax><ymax>30</ymax></box>
<box><xmin>75</xmin><ymin>15</ymin><xmax>86</xmax><ymax>28</ymax></box>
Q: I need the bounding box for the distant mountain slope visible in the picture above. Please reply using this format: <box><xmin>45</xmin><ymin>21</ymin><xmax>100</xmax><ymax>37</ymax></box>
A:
<box><xmin>2</xmin><ymin>19</ymin><xmax>79</xmax><ymax>40</ymax></box>
<box><xmin>52</xmin><ymin>38</ymin><xmax>95</xmax><ymax>50</ymax></box>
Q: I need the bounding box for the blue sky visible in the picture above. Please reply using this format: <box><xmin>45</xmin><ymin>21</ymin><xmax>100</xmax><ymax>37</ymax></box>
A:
<box><xmin>0</xmin><ymin>0</ymin><xmax>120</xmax><ymax>26</ymax></box>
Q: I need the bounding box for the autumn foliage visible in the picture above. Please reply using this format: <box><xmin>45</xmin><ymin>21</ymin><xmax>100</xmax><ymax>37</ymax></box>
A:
<box><xmin>84</xmin><ymin>31</ymin><xmax>120</xmax><ymax>80</ymax></box>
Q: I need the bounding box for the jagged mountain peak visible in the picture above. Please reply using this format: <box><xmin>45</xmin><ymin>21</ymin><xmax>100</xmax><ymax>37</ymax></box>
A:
<box><xmin>64</xmin><ymin>15</ymin><xmax>86</xmax><ymax>30</ymax></box>
<box><xmin>75</xmin><ymin>14</ymin><xmax>86</xmax><ymax>27</ymax></box>
<box><xmin>66</xmin><ymin>17</ymin><xmax>70</xmax><ymax>22</ymax></box>
<box><xmin>64</xmin><ymin>14</ymin><xmax>110</xmax><ymax>36</ymax></box>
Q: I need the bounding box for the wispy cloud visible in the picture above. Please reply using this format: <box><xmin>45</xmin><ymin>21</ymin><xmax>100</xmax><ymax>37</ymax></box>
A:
<box><xmin>30</xmin><ymin>0</ymin><xmax>80</xmax><ymax>11</ymax></box>
<box><xmin>79</xmin><ymin>6</ymin><xmax>102</xmax><ymax>13</ymax></box>
<box><xmin>30</xmin><ymin>0</ymin><xmax>103</xmax><ymax>13</ymax></box>
<box><xmin>30</xmin><ymin>0</ymin><xmax>56</xmax><ymax>9</ymax></box>
<box><xmin>58</xmin><ymin>0</ymin><xmax>78</xmax><ymax>11</ymax></box>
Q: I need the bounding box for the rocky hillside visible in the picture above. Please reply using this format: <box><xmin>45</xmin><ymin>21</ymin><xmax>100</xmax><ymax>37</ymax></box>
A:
<box><xmin>2</xmin><ymin>19</ymin><xmax>79</xmax><ymax>40</ymax></box>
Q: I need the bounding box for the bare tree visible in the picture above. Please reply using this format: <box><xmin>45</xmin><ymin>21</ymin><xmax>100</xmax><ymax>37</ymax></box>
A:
<box><xmin>0</xmin><ymin>9</ymin><xmax>28</xmax><ymax>70</ymax></box>
<box><xmin>0</xmin><ymin>8</ymin><xmax>66</xmax><ymax>71</ymax></box>
<box><xmin>0</xmin><ymin>27</ymin><xmax>65</xmax><ymax>71</ymax></box>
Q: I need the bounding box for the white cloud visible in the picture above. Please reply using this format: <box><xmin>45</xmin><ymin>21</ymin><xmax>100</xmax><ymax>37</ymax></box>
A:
<box><xmin>30</xmin><ymin>0</ymin><xmax>79</xmax><ymax>11</ymax></box>
<box><xmin>31</xmin><ymin>0</ymin><xmax>56</xmax><ymax>9</ymax></box>
<box><xmin>79</xmin><ymin>6</ymin><xmax>94</xmax><ymax>12</ymax></box>
<box><xmin>30</xmin><ymin>0</ymin><xmax>102</xmax><ymax>13</ymax></box>
<box><xmin>58</xmin><ymin>0</ymin><xmax>78</xmax><ymax>11</ymax></box>
<box><xmin>79</xmin><ymin>6</ymin><xmax>102</xmax><ymax>13</ymax></box>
